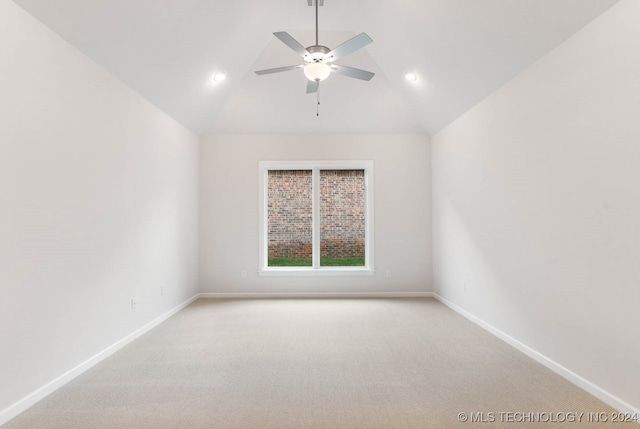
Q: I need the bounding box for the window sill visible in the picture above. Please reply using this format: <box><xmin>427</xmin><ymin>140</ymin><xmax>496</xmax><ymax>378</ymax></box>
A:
<box><xmin>259</xmin><ymin>268</ymin><xmax>375</xmax><ymax>277</ymax></box>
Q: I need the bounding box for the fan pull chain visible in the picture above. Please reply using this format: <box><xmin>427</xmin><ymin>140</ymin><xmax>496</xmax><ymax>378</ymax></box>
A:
<box><xmin>316</xmin><ymin>84</ymin><xmax>320</xmax><ymax>116</ymax></box>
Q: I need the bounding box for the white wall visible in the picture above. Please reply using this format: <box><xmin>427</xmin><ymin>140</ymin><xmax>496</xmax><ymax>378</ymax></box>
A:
<box><xmin>0</xmin><ymin>1</ymin><xmax>199</xmax><ymax>419</ymax></box>
<box><xmin>432</xmin><ymin>0</ymin><xmax>640</xmax><ymax>413</ymax></box>
<box><xmin>200</xmin><ymin>134</ymin><xmax>431</xmax><ymax>295</ymax></box>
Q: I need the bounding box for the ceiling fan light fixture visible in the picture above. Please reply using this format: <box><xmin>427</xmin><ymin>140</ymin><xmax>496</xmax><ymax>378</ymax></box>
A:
<box><xmin>254</xmin><ymin>3</ymin><xmax>374</xmax><ymax>96</ymax></box>
<box><xmin>304</xmin><ymin>62</ymin><xmax>331</xmax><ymax>82</ymax></box>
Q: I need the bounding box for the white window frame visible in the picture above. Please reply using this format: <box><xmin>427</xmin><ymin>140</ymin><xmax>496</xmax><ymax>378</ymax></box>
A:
<box><xmin>258</xmin><ymin>160</ymin><xmax>374</xmax><ymax>276</ymax></box>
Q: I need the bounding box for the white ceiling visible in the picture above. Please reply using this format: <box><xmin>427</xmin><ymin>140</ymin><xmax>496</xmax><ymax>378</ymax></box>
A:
<box><xmin>12</xmin><ymin>0</ymin><xmax>619</xmax><ymax>136</ymax></box>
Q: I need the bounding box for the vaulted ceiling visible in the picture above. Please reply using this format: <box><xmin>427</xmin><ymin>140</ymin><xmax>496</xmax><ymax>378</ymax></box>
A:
<box><xmin>12</xmin><ymin>0</ymin><xmax>619</xmax><ymax>135</ymax></box>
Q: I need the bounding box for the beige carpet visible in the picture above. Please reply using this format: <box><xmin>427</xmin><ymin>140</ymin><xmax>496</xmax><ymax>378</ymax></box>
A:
<box><xmin>3</xmin><ymin>298</ymin><xmax>635</xmax><ymax>428</ymax></box>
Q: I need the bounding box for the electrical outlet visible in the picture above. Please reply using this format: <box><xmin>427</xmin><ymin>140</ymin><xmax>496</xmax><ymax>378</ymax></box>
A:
<box><xmin>241</xmin><ymin>270</ymin><xmax>247</xmax><ymax>279</ymax></box>
<box><xmin>131</xmin><ymin>298</ymin><xmax>137</xmax><ymax>310</ymax></box>
<box><xmin>160</xmin><ymin>287</ymin><xmax>165</xmax><ymax>296</ymax></box>
<box><xmin>463</xmin><ymin>282</ymin><xmax>468</xmax><ymax>293</ymax></box>
<box><xmin>385</xmin><ymin>270</ymin><xmax>392</xmax><ymax>278</ymax></box>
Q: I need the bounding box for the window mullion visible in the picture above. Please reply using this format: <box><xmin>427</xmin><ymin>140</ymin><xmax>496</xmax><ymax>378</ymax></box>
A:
<box><xmin>312</xmin><ymin>168</ymin><xmax>320</xmax><ymax>269</ymax></box>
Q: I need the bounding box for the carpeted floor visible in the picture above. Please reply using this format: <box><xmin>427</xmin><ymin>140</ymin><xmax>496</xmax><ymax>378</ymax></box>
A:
<box><xmin>3</xmin><ymin>298</ymin><xmax>635</xmax><ymax>428</ymax></box>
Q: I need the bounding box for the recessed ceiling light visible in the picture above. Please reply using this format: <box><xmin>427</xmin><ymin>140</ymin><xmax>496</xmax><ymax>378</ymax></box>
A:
<box><xmin>212</xmin><ymin>71</ymin><xmax>226</xmax><ymax>83</ymax></box>
<box><xmin>404</xmin><ymin>70</ymin><xmax>417</xmax><ymax>82</ymax></box>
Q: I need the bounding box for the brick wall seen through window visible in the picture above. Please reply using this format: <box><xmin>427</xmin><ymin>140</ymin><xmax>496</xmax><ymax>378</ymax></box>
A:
<box><xmin>267</xmin><ymin>169</ymin><xmax>365</xmax><ymax>267</ymax></box>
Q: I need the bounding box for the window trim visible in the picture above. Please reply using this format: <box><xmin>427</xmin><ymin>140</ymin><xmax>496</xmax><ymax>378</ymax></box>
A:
<box><xmin>258</xmin><ymin>160</ymin><xmax>374</xmax><ymax>276</ymax></box>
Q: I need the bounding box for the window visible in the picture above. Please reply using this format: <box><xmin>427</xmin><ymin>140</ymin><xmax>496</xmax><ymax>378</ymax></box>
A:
<box><xmin>259</xmin><ymin>161</ymin><xmax>374</xmax><ymax>275</ymax></box>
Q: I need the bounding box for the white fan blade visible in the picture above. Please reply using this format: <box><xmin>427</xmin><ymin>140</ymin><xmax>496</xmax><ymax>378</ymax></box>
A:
<box><xmin>330</xmin><ymin>64</ymin><xmax>375</xmax><ymax>81</ymax></box>
<box><xmin>306</xmin><ymin>80</ymin><xmax>319</xmax><ymax>94</ymax></box>
<box><xmin>273</xmin><ymin>32</ymin><xmax>311</xmax><ymax>60</ymax></box>
<box><xmin>255</xmin><ymin>65</ymin><xmax>303</xmax><ymax>75</ymax></box>
<box><xmin>322</xmin><ymin>33</ymin><xmax>372</xmax><ymax>63</ymax></box>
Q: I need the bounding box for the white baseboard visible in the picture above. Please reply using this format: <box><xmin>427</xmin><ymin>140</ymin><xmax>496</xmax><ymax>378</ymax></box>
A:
<box><xmin>197</xmin><ymin>292</ymin><xmax>435</xmax><ymax>299</ymax></box>
<box><xmin>0</xmin><ymin>294</ymin><xmax>199</xmax><ymax>426</ymax></box>
<box><xmin>433</xmin><ymin>293</ymin><xmax>639</xmax><ymax>416</ymax></box>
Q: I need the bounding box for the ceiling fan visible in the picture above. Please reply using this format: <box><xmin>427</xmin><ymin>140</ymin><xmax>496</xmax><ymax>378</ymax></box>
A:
<box><xmin>254</xmin><ymin>0</ymin><xmax>375</xmax><ymax>95</ymax></box>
